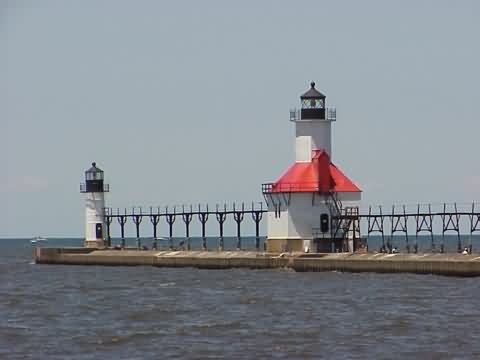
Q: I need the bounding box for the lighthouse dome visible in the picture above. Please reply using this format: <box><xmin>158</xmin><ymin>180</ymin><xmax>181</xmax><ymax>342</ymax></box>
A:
<box><xmin>85</xmin><ymin>162</ymin><xmax>104</xmax><ymax>181</ymax></box>
<box><xmin>300</xmin><ymin>81</ymin><xmax>327</xmax><ymax>120</ymax></box>
<box><xmin>81</xmin><ymin>162</ymin><xmax>109</xmax><ymax>193</ymax></box>
<box><xmin>300</xmin><ymin>81</ymin><xmax>326</xmax><ymax>100</ymax></box>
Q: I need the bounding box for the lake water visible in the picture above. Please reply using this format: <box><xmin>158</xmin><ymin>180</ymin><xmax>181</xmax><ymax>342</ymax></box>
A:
<box><xmin>1</xmin><ymin>237</ymin><xmax>479</xmax><ymax>359</ymax></box>
<box><xmin>36</xmin><ymin>234</ymin><xmax>478</xmax><ymax>253</ymax></box>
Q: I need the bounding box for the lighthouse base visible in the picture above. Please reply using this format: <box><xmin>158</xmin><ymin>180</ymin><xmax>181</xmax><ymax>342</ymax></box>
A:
<box><xmin>266</xmin><ymin>238</ymin><xmax>367</xmax><ymax>254</ymax></box>
<box><xmin>266</xmin><ymin>239</ymin><xmax>310</xmax><ymax>253</ymax></box>
<box><xmin>84</xmin><ymin>239</ymin><xmax>107</xmax><ymax>249</ymax></box>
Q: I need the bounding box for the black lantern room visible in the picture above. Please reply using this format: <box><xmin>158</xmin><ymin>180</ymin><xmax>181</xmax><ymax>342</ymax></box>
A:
<box><xmin>80</xmin><ymin>162</ymin><xmax>109</xmax><ymax>193</ymax></box>
<box><xmin>300</xmin><ymin>81</ymin><xmax>326</xmax><ymax>120</ymax></box>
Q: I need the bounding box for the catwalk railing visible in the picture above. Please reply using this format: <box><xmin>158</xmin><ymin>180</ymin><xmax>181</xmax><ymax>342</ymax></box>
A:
<box><xmin>333</xmin><ymin>203</ymin><xmax>480</xmax><ymax>254</ymax></box>
<box><xmin>104</xmin><ymin>202</ymin><xmax>480</xmax><ymax>253</ymax></box>
<box><xmin>104</xmin><ymin>202</ymin><xmax>266</xmax><ymax>251</ymax></box>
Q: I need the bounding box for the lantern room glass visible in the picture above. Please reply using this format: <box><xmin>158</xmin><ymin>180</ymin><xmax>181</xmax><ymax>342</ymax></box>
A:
<box><xmin>301</xmin><ymin>98</ymin><xmax>324</xmax><ymax>109</ymax></box>
<box><xmin>86</xmin><ymin>170</ymin><xmax>104</xmax><ymax>181</ymax></box>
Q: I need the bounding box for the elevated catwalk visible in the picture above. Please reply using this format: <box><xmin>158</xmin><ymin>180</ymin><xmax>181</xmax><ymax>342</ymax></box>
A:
<box><xmin>101</xmin><ymin>202</ymin><xmax>480</xmax><ymax>253</ymax></box>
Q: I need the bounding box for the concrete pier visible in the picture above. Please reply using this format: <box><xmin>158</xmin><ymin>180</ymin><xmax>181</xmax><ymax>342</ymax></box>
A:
<box><xmin>34</xmin><ymin>248</ymin><xmax>480</xmax><ymax>277</ymax></box>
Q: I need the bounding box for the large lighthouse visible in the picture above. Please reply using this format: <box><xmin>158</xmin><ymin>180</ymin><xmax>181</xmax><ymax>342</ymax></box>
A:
<box><xmin>263</xmin><ymin>82</ymin><xmax>362</xmax><ymax>253</ymax></box>
<box><xmin>80</xmin><ymin>162</ymin><xmax>109</xmax><ymax>248</ymax></box>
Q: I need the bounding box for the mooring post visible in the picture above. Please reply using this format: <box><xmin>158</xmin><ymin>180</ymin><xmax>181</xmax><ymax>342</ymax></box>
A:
<box><xmin>252</xmin><ymin>202</ymin><xmax>263</xmax><ymax>251</ymax></box>
<box><xmin>182</xmin><ymin>205</ymin><xmax>193</xmax><ymax>251</ymax></box>
<box><xmin>198</xmin><ymin>204</ymin><xmax>209</xmax><ymax>250</ymax></box>
<box><xmin>166</xmin><ymin>206</ymin><xmax>176</xmax><ymax>250</ymax></box>
<box><xmin>216</xmin><ymin>204</ymin><xmax>226</xmax><ymax>251</ymax></box>
<box><xmin>233</xmin><ymin>202</ymin><xmax>245</xmax><ymax>250</ymax></box>
<box><xmin>118</xmin><ymin>209</ymin><xmax>128</xmax><ymax>249</ymax></box>
<box><xmin>150</xmin><ymin>206</ymin><xmax>160</xmax><ymax>250</ymax></box>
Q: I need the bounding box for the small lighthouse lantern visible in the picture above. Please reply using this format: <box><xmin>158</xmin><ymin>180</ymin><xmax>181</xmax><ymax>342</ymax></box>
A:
<box><xmin>300</xmin><ymin>81</ymin><xmax>326</xmax><ymax>119</ymax></box>
<box><xmin>290</xmin><ymin>81</ymin><xmax>336</xmax><ymax>124</ymax></box>
<box><xmin>81</xmin><ymin>162</ymin><xmax>109</xmax><ymax>193</ymax></box>
<box><xmin>80</xmin><ymin>162</ymin><xmax>109</xmax><ymax>248</ymax></box>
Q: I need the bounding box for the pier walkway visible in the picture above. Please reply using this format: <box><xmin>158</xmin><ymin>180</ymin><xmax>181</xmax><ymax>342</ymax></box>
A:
<box><xmin>35</xmin><ymin>248</ymin><xmax>480</xmax><ymax>277</ymax></box>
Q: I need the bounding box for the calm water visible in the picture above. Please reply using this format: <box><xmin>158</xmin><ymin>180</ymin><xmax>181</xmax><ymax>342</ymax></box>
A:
<box><xmin>1</xmin><ymin>238</ymin><xmax>479</xmax><ymax>359</ymax></box>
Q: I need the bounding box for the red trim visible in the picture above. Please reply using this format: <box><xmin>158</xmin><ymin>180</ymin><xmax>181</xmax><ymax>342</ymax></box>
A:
<box><xmin>271</xmin><ymin>150</ymin><xmax>361</xmax><ymax>193</ymax></box>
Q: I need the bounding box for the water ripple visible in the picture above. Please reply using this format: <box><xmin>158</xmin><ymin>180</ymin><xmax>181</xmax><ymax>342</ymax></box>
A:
<box><xmin>1</xmin><ymin>240</ymin><xmax>480</xmax><ymax>359</ymax></box>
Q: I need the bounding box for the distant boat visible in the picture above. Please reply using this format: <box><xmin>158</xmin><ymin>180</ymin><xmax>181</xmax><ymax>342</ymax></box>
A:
<box><xmin>30</xmin><ymin>236</ymin><xmax>48</xmax><ymax>244</ymax></box>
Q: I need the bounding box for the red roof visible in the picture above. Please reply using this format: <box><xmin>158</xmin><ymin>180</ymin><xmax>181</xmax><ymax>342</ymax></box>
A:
<box><xmin>271</xmin><ymin>150</ymin><xmax>361</xmax><ymax>193</ymax></box>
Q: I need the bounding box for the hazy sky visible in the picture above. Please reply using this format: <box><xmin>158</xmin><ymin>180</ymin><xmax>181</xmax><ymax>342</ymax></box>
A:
<box><xmin>2</xmin><ymin>0</ymin><xmax>479</xmax><ymax>237</ymax></box>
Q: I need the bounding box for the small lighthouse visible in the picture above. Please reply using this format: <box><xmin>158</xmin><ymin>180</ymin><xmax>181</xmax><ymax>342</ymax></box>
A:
<box><xmin>263</xmin><ymin>82</ymin><xmax>362</xmax><ymax>253</ymax></box>
<box><xmin>80</xmin><ymin>162</ymin><xmax>109</xmax><ymax>248</ymax></box>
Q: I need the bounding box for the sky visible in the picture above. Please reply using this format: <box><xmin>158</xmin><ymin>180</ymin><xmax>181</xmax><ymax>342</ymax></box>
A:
<box><xmin>1</xmin><ymin>0</ymin><xmax>479</xmax><ymax>237</ymax></box>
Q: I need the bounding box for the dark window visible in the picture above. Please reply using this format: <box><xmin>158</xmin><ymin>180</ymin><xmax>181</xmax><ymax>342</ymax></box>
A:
<box><xmin>320</xmin><ymin>214</ymin><xmax>329</xmax><ymax>233</ymax></box>
<box><xmin>95</xmin><ymin>223</ymin><xmax>103</xmax><ymax>239</ymax></box>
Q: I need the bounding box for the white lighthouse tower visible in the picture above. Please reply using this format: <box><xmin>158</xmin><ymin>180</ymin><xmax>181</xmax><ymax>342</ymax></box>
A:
<box><xmin>80</xmin><ymin>162</ymin><xmax>109</xmax><ymax>248</ymax></box>
<box><xmin>263</xmin><ymin>82</ymin><xmax>362</xmax><ymax>253</ymax></box>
